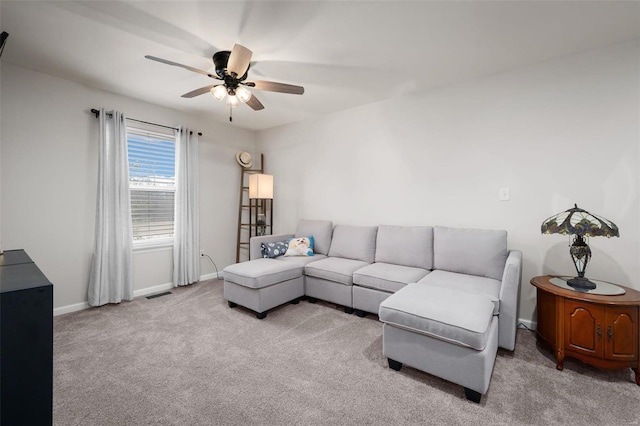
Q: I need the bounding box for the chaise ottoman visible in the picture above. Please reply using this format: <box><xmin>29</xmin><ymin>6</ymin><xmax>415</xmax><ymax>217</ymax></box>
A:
<box><xmin>223</xmin><ymin>259</ymin><xmax>304</xmax><ymax>319</ymax></box>
<box><xmin>379</xmin><ymin>283</ymin><xmax>498</xmax><ymax>403</ymax></box>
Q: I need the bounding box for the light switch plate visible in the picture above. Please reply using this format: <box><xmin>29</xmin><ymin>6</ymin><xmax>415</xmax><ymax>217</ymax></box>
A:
<box><xmin>499</xmin><ymin>187</ymin><xmax>510</xmax><ymax>201</ymax></box>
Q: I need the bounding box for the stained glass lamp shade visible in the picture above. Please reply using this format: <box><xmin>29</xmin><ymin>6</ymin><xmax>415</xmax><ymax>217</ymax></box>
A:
<box><xmin>541</xmin><ymin>204</ymin><xmax>619</xmax><ymax>290</ymax></box>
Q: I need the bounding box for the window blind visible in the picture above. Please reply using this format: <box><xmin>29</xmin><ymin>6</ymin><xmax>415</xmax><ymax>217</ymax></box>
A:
<box><xmin>127</xmin><ymin>129</ymin><xmax>176</xmax><ymax>242</ymax></box>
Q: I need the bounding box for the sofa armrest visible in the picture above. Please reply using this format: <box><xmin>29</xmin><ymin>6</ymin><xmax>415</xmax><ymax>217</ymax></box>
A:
<box><xmin>498</xmin><ymin>250</ymin><xmax>522</xmax><ymax>351</ymax></box>
<box><xmin>249</xmin><ymin>234</ymin><xmax>294</xmax><ymax>261</ymax></box>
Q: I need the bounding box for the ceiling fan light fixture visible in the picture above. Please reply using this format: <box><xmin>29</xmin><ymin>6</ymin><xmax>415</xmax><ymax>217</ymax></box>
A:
<box><xmin>236</xmin><ymin>86</ymin><xmax>252</xmax><ymax>103</ymax></box>
<box><xmin>146</xmin><ymin>43</ymin><xmax>304</xmax><ymax>119</ymax></box>
<box><xmin>227</xmin><ymin>95</ymin><xmax>240</xmax><ymax>107</ymax></box>
<box><xmin>211</xmin><ymin>85</ymin><xmax>227</xmax><ymax>101</ymax></box>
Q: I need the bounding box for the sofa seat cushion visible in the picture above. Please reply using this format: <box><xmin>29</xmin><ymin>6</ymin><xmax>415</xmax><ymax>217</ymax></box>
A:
<box><xmin>223</xmin><ymin>259</ymin><xmax>302</xmax><ymax>289</ymax></box>
<box><xmin>379</xmin><ymin>284</ymin><xmax>495</xmax><ymax>351</ymax></box>
<box><xmin>277</xmin><ymin>254</ymin><xmax>328</xmax><ymax>267</ymax></box>
<box><xmin>353</xmin><ymin>263</ymin><xmax>430</xmax><ymax>293</ymax></box>
<box><xmin>418</xmin><ymin>270</ymin><xmax>501</xmax><ymax>315</ymax></box>
<box><xmin>304</xmin><ymin>257</ymin><xmax>370</xmax><ymax>286</ymax></box>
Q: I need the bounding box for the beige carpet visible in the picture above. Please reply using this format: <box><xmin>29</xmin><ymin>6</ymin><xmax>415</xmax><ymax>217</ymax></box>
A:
<box><xmin>53</xmin><ymin>279</ymin><xmax>640</xmax><ymax>425</ymax></box>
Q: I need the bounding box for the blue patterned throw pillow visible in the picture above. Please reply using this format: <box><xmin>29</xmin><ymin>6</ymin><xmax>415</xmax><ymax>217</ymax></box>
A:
<box><xmin>261</xmin><ymin>241</ymin><xmax>289</xmax><ymax>258</ymax></box>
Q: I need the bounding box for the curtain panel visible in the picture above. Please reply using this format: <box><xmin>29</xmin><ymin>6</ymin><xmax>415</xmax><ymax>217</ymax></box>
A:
<box><xmin>88</xmin><ymin>109</ymin><xmax>134</xmax><ymax>306</ymax></box>
<box><xmin>173</xmin><ymin>127</ymin><xmax>200</xmax><ymax>286</ymax></box>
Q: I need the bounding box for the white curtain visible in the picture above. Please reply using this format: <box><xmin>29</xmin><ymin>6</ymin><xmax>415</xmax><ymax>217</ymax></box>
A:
<box><xmin>173</xmin><ymin>127</ymin><xmax>200</xmax><ymax>286</ymax></box>
<box><xmin>88</xmin><ymin>109</ymin><xmax>133</xmax><ymax>306</ymax></box>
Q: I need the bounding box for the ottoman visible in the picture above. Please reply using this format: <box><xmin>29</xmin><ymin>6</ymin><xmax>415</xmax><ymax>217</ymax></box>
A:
<box><xmin>223</xmin><ymin>259</ymin><xmax>304</xmax><ymax>319</ymax></box>
<box><xmin>379</xmin><ymin>283</ymin><xmax>498</xmax><ymax>403</ymax></box>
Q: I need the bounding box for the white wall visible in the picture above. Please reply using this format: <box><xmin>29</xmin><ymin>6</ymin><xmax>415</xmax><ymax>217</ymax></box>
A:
<box><xmin>2</xmin><ymin>41</ymin><xmax>638</xmax><ymax>324</ymax></box>
<box><xmin>256</xmin><ymin>41</ymin><xmax>640</xmax><ymax>326</ymax></box>
<box><xmin>0</xmin><ymin>63</ymin><xmax>255</xmax><ymax>312</ymax></box>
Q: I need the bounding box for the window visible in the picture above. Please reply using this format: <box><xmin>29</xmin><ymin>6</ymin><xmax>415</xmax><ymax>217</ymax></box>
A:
<box><xmin>127</xmin><ymin>127</ymin><xmax>176</xmax><ymax>245</ymax></box>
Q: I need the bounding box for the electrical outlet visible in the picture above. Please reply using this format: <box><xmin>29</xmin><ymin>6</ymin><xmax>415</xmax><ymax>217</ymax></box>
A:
<box><xmin>499</xmin><ymin>187</ymin><xmax>510</xmax><ymax>201</ymax></box>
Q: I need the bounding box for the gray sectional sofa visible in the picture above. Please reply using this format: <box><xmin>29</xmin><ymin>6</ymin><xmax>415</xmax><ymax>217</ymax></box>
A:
<box><xmin>222</xmin><ymin>219</ymin><xmax>522</xmax><ymax>402</ymax></box>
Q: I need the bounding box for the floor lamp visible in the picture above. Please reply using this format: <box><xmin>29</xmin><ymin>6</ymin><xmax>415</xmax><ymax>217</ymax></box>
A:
<box><xmin>249</xmin><ymin>174</ymin><xmax>273</xmax><ymax>237</ymax></box>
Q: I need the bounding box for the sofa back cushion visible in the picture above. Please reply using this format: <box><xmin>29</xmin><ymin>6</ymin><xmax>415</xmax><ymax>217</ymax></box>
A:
<box><xmin>296</xmin><ymin>219</ymin><xmax>333</xmax><ymax>255</ymax></box>
<box><xmin>375</xmin><ymin>225</ymin><xmax>433</xmax><ymax>269</ymax></box>
<box><xmin>328</xmin><ymin>225</ymin><xmax>378</xmax><ymax>263</ymax></box>
<box><xmin>433</xmin><ymin>226</ymin><xmax>507</xmax><ymax>281</ymax></box>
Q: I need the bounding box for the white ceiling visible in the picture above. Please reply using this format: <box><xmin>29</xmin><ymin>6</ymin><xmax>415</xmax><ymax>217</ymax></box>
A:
<box><xmin>2</xmin><ymin>1</ymin><xmax>639</xmax><ymax>131</ymax></box>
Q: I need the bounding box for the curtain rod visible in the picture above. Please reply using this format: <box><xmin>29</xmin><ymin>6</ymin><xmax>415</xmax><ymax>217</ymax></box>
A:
<box><xmin>90</xmin><ymin>108</ymin><xmax>203</xmax><ymax>136</ymax></box>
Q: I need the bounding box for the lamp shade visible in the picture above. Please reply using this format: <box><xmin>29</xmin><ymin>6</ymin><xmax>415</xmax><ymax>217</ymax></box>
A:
<box><xmin>211</xmin><ymin>85</ymin><xmax>227</xmax><ymax>100</ymax></box>
<box><xmin>236</xmin><ymin>86</ymin><xmax>252</xmax><ymax>103</ymax></box>
<box><xmin>541</xmin><ymin>204</ymin><xmax>619</xmax><ymax>237</ymax></box>
<box><xmin>226</xmin><ymin>95</ymin><xmax>239</xmax><ymax>107</ymax></box>
<box><xmin>249</xmin><ymin>174</ymin><xmax>273</xmax><ymax>199</ymax></box>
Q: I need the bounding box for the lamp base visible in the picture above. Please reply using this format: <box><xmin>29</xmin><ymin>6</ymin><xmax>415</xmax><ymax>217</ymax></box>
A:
<box><xmin>567</xmin><ymin>276</ymin><xmax>597</xmax><ymax>290</ymax></box>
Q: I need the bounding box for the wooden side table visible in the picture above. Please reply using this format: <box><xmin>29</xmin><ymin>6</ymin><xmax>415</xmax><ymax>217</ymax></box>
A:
<box><xmin>530</xmin><ymin>275</ymin><xmax>640</xmax><ymax>385</ymax></box>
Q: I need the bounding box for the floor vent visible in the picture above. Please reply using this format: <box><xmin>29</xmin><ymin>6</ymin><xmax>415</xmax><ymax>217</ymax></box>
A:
<box><xmin>146</xmin><ymin>291</ymin><xmax>172</xmax><ymax>300</ymax></box>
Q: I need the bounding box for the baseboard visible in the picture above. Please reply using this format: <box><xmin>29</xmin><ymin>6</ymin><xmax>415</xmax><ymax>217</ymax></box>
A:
<box><xmin>201</xmin><ymin>271</ymin><xmax>224</xmax><ymax>281</ymax></box>
<box><xmin>133</xmin><ymin>282</ymin><xmax>174</xmax><ymax>299</ymax></box>
<box><xmin>54</xmin><ymin>301</ymin><xmax>91</xmax><ymax>317</ymax></box>
<box><xmin>54</xmin><ymin>273</ymin><xmax>224</xmax><ymax>317</ymax></box>
<box><xmin>517</xmin><ymin>318</ymin><xmax>536</xmax><ymax>331</ymax></box>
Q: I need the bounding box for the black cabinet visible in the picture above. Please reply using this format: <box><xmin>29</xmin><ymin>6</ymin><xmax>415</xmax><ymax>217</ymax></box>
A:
<box><xmin>1</xmin><ymin>249</ymin><xmax>53</xmax><ymax>425</ymax></box>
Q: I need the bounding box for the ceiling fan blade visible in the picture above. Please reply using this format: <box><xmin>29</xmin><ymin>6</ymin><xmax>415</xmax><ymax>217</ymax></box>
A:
<box><xmin>251</xmin><ymin>80</ymin><xmax>304</xmax><ymax>95</ymax></box>
<box><xmin>181</xmin><ymin>85</ymin><xmax>218</xmax><ymax>98</ymax></box>
<box><xmin>145</xmin><ymin>55</ymin><xmax>218</xmax><ymax>79</ymax></box>
<box><xmin>227</xmin><ymin>44</ymin><xmax>253</xmax><ymax>78</ymax></box>
<box><xmin>245</xmin><ymin>94</ymin><xmax>264</xmax><ymax>111</ymax></box>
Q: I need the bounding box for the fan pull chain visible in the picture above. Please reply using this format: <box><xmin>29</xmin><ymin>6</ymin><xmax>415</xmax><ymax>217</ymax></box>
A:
<box><xmin>229</xmin><ymin>105</ymin><xmax>233</xmax><ymax>122</ymax></box>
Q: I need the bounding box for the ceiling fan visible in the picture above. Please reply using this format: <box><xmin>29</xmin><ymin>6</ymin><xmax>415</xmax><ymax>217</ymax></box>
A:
<box><xmin>145</xmin><ymin>44</ymin><xmax>304</xmax><ymax>122</ymax></box>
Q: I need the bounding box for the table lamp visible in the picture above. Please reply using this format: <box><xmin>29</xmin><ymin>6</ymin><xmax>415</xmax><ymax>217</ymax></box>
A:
<box><xmin>541</xmin><ymin>204</ymin><xmax>619</xmax><ymax>290</ymax></box>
